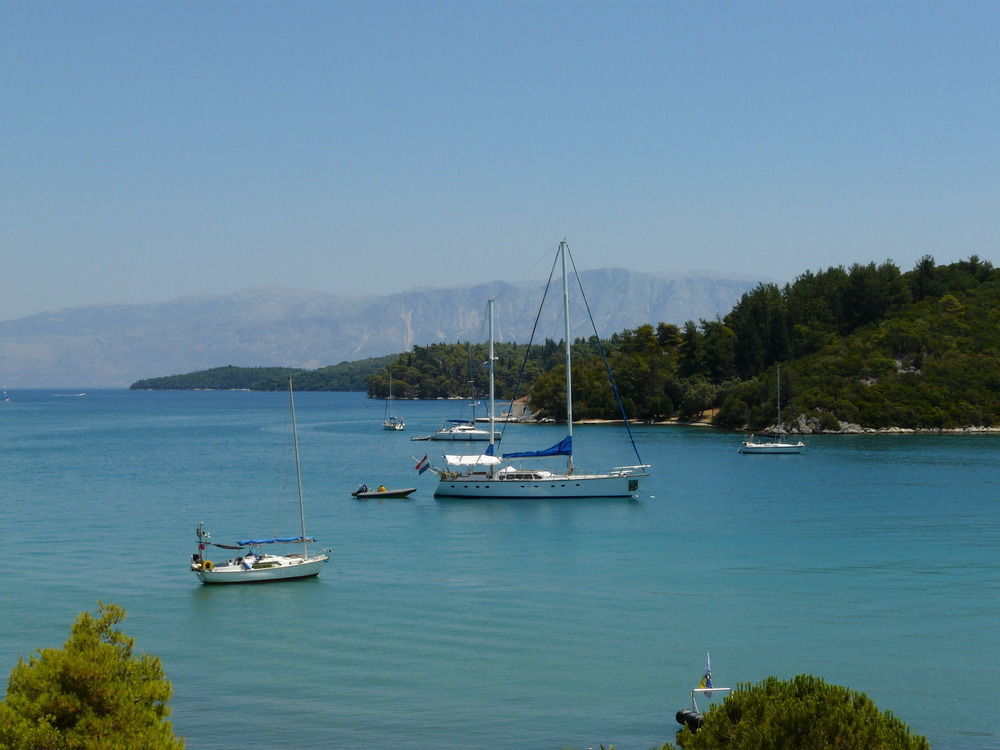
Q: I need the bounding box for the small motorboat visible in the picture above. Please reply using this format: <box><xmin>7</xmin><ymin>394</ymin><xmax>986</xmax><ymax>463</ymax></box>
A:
<box><xmin>352</xmin><ymin>484</ymin><xmax>417</xmax><ymax>499</ymax></box>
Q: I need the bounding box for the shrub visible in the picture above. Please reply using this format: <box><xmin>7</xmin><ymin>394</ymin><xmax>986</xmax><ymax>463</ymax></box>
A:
<box><xmin>0</xmin><ymin>602</ymin><xmax>184</xmax><ymax>750</ymax></box>
<box><xmin>665</xmin><ymin>674</ymin><xmax>928</xmax><ymax>750</ymax></box>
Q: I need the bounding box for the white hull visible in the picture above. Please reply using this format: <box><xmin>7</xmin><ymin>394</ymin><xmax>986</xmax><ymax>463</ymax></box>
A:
<box><xmin>434</xmin><ymin>470</ymin><xmax>645</xmax><ymax>499</ymax></box>
<box><xmin>193</xmin><ymin>553</ymin><xmax>328</xmax><ymax>584</ymax></box>
<box><xmin>430</xmin><ymin>429</ymin><xmax>500</xmax><ymax>441</ymax></box>
<box><xmin>739</xmin><ymin>441</ymin><xmax>805</xmax><ymax>454</ymax></box>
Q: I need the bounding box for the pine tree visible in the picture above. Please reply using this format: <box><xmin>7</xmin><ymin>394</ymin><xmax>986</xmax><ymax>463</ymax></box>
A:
<box><xmin>0</xmin><ymin>602</ymin><xmax>184</xmax><ymax>750</ymax></box>
<box><xmin>666</xmin><ymin>674</ymin><xmax>928</xmax><ymax>750</ymax></box>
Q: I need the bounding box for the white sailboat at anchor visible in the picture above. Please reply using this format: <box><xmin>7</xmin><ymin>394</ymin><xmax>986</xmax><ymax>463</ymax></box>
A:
<box><xmin>383</xmin><ymin>370</ymin><xmax>405</xmax><ymax>431</ymax></box>
<box><xmin>738</xmin><ymin>365</ymin><xmax>806</xmax><ymax>454</ymax></box>
<box><xmin>190</xmin><ymin>378</ymin><xmax>330</xmax><ymax>583</ymax></box>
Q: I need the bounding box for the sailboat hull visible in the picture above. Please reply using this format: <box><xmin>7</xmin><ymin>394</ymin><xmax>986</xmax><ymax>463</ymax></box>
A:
<box><xmin>194</xmin><ymin>554</ymin><xmax>329</xmax><ymax>584</ymax></box>
<box><xmin>434</xmin><ymin>472</ymin><xmax>644</xmax><ymax>499</ymax></box>
<box><xmin>738</xmin><ymin>441</ymin><xmax>805</xmax><ymax>454</ymax></box>
<box><xmin>429</xmin><ymin>431</ymin><xmax>498</xmax><ymax>441</ymax></box>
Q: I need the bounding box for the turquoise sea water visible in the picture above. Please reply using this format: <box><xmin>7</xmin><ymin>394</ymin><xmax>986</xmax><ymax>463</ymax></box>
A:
<box><xmin>2</xmin><ymin>389</ymin><xmax>998</xmax><ymax>749</ymax></box>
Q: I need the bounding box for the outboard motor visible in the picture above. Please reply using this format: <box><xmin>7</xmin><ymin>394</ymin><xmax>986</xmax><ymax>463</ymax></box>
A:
<box><xmin>676</xmin><ymin>708</ymin><xmax>704</xmax><ymax>731</ymax></box>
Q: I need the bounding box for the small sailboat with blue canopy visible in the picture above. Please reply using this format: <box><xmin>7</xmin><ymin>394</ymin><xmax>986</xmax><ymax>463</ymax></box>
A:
<box><xmin>190</xmin><ymin>378</ymin><xmax>330</xmax><ymax>583</ymax></box>
<box><xmin>430</xmin><ymin>241</ymin><xmax>649</xmax><ymax>499</ymax></box>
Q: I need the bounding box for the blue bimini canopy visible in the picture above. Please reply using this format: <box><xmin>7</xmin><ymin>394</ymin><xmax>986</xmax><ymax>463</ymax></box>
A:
<box><xmin>502</xmin><ymin>435</ymin><xmax>572</xmax><ymax>459</ymax></box>
<box><xmin>237</xmin><ymin>536</ymin><xmax>316</xmax><ymax>546</ymax></box>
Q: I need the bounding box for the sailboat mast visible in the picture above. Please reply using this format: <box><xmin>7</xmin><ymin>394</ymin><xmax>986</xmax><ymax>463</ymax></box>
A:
<box><xmin>288</xmin><ymin>377</ymin><xmax>308</xmax><ymax>559</ymax></box>
<box><xmin>776</xmin><ymin>365</ymin><xmax>782</xmax><ymax>435</ymax></box>
<box><xmin>384</xmin><ymin>371</ymin><xmax>390</xmax><ymax>421</ymax></box>
<box><xmin>560</xmin><ymin>241</ymin><xmax>574</xmax><ymax>473</ymax></box>
<box><xmin>488</xmin><ymin>297</ymin><xmax>496</xmax><ymax>450</ymax></box>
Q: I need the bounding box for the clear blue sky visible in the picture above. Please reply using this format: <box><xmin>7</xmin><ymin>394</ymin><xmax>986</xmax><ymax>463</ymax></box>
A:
<box><xmin>3</xmin><ymin>0</ymin><xmax>998</xmax><ymax>322</ymax></box>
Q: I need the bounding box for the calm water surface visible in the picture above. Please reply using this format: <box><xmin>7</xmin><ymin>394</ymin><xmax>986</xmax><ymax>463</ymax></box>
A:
<box><xmin>1</xmin><ymin>390</ymin><xmax>997</xmax><ymax>749</ymax></box>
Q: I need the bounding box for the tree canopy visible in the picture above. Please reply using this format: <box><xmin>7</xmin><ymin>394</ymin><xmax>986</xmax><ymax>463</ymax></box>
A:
<box><xmin>131</xmin><ymin>365</ymin><xmax>302</xmax><ymax>391</ymax></box>
<box><xmin>665</xmin><ymin>674</ymin><xmax>929</xmax><ymax>750</ymax></box>
<box><xmin>0</xmin><ymin>602</ymin><xmax>184</xmax><ymax>750</ymax></box>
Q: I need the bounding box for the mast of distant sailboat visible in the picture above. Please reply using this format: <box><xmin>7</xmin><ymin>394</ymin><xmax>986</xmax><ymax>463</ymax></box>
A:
<box><xmin>488</xmin><ymin>297</ymin><xmax>496</xmax><ymax>454</ymax></box>
<box><xmin>560</xmin><ymin>242</ymin><xmax>575</xmax><ymax>474</ymax></box>
<box><xmin>288</xmin><ymin>378</ymin><xmax>309</xmax><ymax>560</ymax></box>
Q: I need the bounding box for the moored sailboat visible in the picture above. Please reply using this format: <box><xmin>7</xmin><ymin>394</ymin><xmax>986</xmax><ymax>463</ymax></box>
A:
<box><xmin>412</xmin><ymin>350</ymin><xmax>501</xmax><ymax>442</ymax></box>
<box><xmin>429</xmin><ymin>242</ymin><xmax>649</xmax><ymax>499</ymax></box>
<box><xmin>738</xmin><ymin>365</ymin><xmax>805</xmax><ymax>454</ymax></box>
<box><xmin>190</xmin><ymin>378</ymin><xmax>330</xmax><ymax>583</ymax></box>
<box><xmin>383</xmin><ymin>370</ymin><xmax>405</xmax><ymax>431</ymax></box>
<box><xmin>428</xmin><ymin>421</ymin><xmax>499</xmax><ymax>441</ymax></box>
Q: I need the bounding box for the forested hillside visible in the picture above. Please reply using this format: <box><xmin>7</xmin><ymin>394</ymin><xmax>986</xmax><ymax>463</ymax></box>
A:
<box><xmin>133</xmin><ymin>257</ymin><xmax>999</xmax><ymax>431</ymax></box>
<box><xmin>131</xmin><ymin>366</ymin><xmax>302</xmax><ymax>390</ymax></box>
<box><xmin>131</xmin><ymin>355</ymin><xmax>396</xmax><ymax>392</ymax></box>
<box><xmin>524</xmin><ymin>255</ymin><xmax>998</xmax><ymax>430</ymax></box>
<box><xmin>687</xmin><ymin>256</ymin><xmax>999</xmax><ymax>430</ymax></box>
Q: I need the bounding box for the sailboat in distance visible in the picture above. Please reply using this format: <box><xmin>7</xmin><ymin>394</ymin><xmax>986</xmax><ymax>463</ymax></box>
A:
<box><xmin>383</xmin><ymin>369</ymin><xmax>405</xmax><ymax>431</ymax></box>
<box><xmin>738</xmin><ymin>365</ymin><xmax>806</xmax><ymax>454</ymax></box>
<box><xmin>431</xmin><ymin>241</ymin><xmax>650</xmax><ymax>499</ymax></box>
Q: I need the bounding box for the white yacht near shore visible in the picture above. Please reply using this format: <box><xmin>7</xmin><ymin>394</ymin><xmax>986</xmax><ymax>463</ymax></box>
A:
<box><xmin>739</xmin><ymin>365</ymin><xmax>805</xmax><ymax>454</ymax></box>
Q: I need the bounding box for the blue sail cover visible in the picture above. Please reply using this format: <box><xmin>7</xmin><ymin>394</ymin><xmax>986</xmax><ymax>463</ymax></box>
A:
<box><xmin>502</xmin><ymin>435</ymin><xmax>572</xmax><ymax>459</ymax></box>
<box><xmin>237</xmin><ymin>536</ymin><xmax>316</xmax><ymax>546</ymax></box>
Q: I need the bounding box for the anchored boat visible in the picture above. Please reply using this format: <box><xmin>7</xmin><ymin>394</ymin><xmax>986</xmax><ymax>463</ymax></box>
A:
<box><xmin>428</xmin><ymin>242</ymin><xmax>649</xmax><ymax>499</ymax></box>
<box><xmin>190</xmin><ymin>378</ymin><xmax>330</xmax><ymax>583</ymax></box>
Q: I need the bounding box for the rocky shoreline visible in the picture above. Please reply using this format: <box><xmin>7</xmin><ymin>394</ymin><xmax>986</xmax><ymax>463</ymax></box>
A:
<box><xmin>790</xmin><ymin>416</ymin><xmax>1000</xmax><ymax>435</ymax></box>
<box><xmin>575</xmin><ymin>415</ymin><xmax>1000</xmax><ymax>434</ymax></box>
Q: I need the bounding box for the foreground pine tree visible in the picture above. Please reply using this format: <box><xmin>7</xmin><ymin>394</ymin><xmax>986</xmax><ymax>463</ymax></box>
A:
<box><xmin>0</xmin><ymin>602</ymin><xmax>184</xmax><ymax>750</ymax></box>
<box><xmin>667</xmin><ymin>674</ymin><xmax>929</xmax><ymax>750</ymax></box>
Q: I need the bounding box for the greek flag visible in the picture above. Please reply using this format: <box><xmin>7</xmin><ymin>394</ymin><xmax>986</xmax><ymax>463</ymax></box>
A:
<box><xmin>698</xmin><ymin>652</ymin><xmax>713</xmax><ymax>697</ymax></box>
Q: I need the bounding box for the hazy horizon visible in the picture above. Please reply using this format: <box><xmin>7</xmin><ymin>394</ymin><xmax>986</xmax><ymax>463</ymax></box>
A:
<box><xmin>4</xmin><ymin>1</ymin><xmax>998</xmax><ymax>321</ymax></box>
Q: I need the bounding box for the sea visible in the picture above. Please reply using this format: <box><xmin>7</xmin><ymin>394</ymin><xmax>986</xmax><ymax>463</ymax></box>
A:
<box><xmin>1</xmin><ymin>389</ymin><xmax>997</xmax><ymax>750</ymax></box>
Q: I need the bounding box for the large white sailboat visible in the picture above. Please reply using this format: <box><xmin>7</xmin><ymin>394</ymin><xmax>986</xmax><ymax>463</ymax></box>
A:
<box><xmin>431</xmin><ymin>242</ymin><xmax>649</xmax><ymax>499</ymax></box>
<box><xmin>738</xmin><ymin>365</ymin><xmax>805</xmax><ymax>454</ymax></box>
<box><xmin>190</xmin><ymin>378</ymin><xmax>330</xmax><ymax>583</ymax></box>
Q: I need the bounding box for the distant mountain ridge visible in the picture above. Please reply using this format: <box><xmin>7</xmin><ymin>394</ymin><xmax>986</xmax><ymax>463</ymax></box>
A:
<box><xmin>0</xmin><ymin>269</ymin><xmax>763</xmax><ymax>387</ymax></box>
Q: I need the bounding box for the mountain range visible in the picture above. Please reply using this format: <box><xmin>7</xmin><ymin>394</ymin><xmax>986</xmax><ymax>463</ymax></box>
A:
<box><xmin>0</xmin><ymin>269</ymin><xmax>763</xmax><ymax>387</ymax></box>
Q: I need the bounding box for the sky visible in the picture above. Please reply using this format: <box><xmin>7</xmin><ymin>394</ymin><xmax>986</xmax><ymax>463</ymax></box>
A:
<box><xmin>3</xmin><ymin>0</ymin><xmax>998</xmax><ymax>322</ymax></box>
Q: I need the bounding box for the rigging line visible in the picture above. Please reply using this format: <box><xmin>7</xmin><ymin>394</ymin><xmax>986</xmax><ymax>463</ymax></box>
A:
<box><xmin>498</xmin><ymin>246</ymin><xmax>561</xmax><ymax>444</ymax></box>
<box><xmin>565</xmin><ymin>245</ymin><xmax>645</xmax><ymax>466</ymax></box>
<box><xmin>507</xmin><ymin>243</ymin><xmax>563</xmax><ymax>289</ymax></box>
